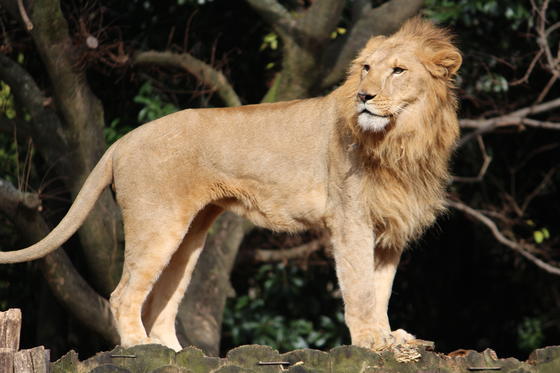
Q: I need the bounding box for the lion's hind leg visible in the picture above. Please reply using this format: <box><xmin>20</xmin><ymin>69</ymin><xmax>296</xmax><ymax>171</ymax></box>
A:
<box><xmin>142</xmin><ymin>204</ymin><xmax>223</xmax><ymax>351</ymax></box>
<box><xmin>110</xmin><ymin>202</ymin><xmax>198</xmax><ymax>348</ymax></box>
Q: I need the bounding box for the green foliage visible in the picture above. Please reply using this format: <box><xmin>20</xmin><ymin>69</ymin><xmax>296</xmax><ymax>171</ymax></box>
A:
<box><xmin>104</xmin><ymin>119</ymin><xmax>133</xmax><ymax>145</ymax></box>
<box><xmin>0</xmin><ymin>82</ymin><xmax>16</xmax><ymax>120</ymax></box>
<box><xmin>475</xmin><ymin>73</ymin><xmax>508</xmax><ymax>93</ymax></box>
<box><xmin>105</xmin><ymin>81</ymin><xmax>179</xmax><ymax>144</ymax></box>
<box><xmin>223</xmin><ymin>263</ymin><xmax>346</xmax><ymax>352</ymax></box>
<box><xmin>424</xmin><ymin>0</ymin><xmax>531</xmax><ymax>30</ymax></box>
<box><xmin>533</xmin><ymin>227</ymin><xmax>550</xmax><ymax>244</ymax></box>
<box><xmin>260</xmin><ymin>33</ymin><xmax>279</xmax><ymax>51</ymax></box>
<box><xmin>517</xmin><ymin>317</ymin><xmax>545</xmax><ymax>353</ymax></box>
<box><xmin>133</xmin><ymin>82</ymin><xmax>178</xmax><ymax>124</ymax></box>
<box><xmin>0</xmin><ymin>135</ymin><xmax>18</xmax><ymax>184</ymax></box>
<box><xmin>330</xmin><ymin>27</ymin><xmax>347</xmax><ymax>40</ymax></box>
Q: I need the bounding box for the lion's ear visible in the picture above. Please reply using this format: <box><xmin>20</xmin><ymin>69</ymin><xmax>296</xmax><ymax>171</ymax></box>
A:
<box><xmin>425</xmin><ymin>49</ymin><xmax>462</xmax><ymax>79</ymax></box>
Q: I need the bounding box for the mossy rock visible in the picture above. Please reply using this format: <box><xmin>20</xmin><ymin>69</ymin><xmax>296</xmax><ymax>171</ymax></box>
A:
<box><xmin>175</xmin><ymin>346</ymin><xmax>221</xmax><ymax>373</ymax></box>
<box><xmin>225</xmin><ymin>345</ymin><xmax>282</xmax><ymax>372</ymax></box>
<box><xmin>528</xmin><ymin>345</ymin><xmax>560</xmax><ymax>373</ymax></box>
<box><xmin>51</xmin><ymin>344</ymin><xmax>560</xmax><ymax>373</ymax></box>
<box><xmin>281</xmin><ymin>349</ymin><xmax>330</xmax><ymax>372</ymax></box>
<box><xmin>89</xmin><ymin>365</ymin><xmax>132</xmax><ymax>373</ymax></box>
<box><xmin>328</xmin><ymin>346</ymin><xmax>384</xmax><ymax>373</ymax></box>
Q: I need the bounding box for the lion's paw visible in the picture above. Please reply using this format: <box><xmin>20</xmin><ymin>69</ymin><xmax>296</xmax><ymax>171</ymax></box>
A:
<box><xmin>369</xmin><ymin>330</ymin><xmax>396</xmax><ymax>351</ymax></box>
<box><xmin>369</xmin><ymin>329</ymin><xmax>416</xmax><ymax>351</ymax></box>
<box><xmin>391</xmin><ymin>329</ymin><xmax>416</xmax><ymax>345</ymax></box>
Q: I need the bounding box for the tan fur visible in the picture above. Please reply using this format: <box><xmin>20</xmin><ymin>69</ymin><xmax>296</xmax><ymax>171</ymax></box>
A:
<box><xmin>0</xmin><ymin>18</ymin><xmax>461</xmax><ymax>351</ymax></box>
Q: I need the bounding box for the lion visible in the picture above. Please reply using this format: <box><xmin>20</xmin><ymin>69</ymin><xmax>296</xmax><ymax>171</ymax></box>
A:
<box><xmin>0</xmin><ymin>17</ymin><xmax>461</xmax><ymax>352</ymax></box>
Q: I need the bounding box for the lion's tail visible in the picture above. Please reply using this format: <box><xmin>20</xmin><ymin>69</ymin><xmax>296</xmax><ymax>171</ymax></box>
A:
<box><xmin>0</xmin><ymin>142</ymin><xmax>118</xmax><ymax>264</ymax></box>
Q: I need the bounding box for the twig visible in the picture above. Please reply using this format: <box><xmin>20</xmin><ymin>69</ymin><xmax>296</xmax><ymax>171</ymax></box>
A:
<box><xmin>110</xmin><ymin>354</ymin><xmax>137</xmax><ymax>358</ymax></box>
<box><xmin>258</xmin><ymin>361</ymin><xmax>290</xmax><ymax>366</ymax></box>
<box><xmin>521</xmin><ymin>167</ymin><xmax>558</xmax><ymax>213</ymax></box>
<box><xmin>510</xmin><ymin>49</ymin><xmax>543</xmax><ymax>86</ymax></box>
<box><xmin>532</xmin><ymin>0</ymin><xmax>560</xmax><ymax>104</ymax></box>
<box><xmin>521</xmin><ymin>118</ymin><xmax>560</xmax><ymax>130</ymax></box>
<box><xmin>448</xmin><ymin>199</ymin><xmax>560</xmax><ymax>276</ymax></box>
<box><xmin>16</xmin><ymin>0</ymin><xmax>33</xmax><ymax>31</ymax></box>
<box><xmin>534</xmin><ymin>72</ymin><xmax>559</xmax><ymax>104</ymax></box>
<box><xmin>452</xmin><ymin>136</ymin><xmax>492</xmax><ymax>183</ymax></box>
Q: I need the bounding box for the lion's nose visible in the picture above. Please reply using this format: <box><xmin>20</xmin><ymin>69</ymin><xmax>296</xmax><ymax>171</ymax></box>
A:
<box><xmin>357</xmin><ymin>92</ymin><xmax>375</xmax><ymax>103</ymax></box>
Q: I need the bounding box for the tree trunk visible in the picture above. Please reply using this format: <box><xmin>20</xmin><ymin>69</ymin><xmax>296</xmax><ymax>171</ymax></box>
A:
<box><xmin>5</xmin><ymin>0</ymin><xmax>125</xmax><ymax>295</ymax></box>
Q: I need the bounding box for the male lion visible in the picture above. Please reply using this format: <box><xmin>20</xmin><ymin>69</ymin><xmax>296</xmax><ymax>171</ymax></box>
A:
<box><xmin>0</xmin><ymin>18</ymin><xmax>461</xmax><ymax>351</ymax></box>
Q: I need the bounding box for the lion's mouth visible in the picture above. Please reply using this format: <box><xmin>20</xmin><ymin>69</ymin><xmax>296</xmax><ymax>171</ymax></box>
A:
<box><xmin>357</xmin><ymin>108</ymin><xmax>391</xmax><ymax>132</ymax></box>
<box><xmin>359</xmin><ymin>109</ymin><xmax>389</xmax><ymax>118</ymax></box>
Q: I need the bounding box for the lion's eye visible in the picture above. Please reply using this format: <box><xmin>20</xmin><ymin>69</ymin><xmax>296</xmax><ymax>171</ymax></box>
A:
<box><xmin>392</xmin><ymin>67</ymin><xmax>405</xmax><ymax>74</ymax></box>
<box><xmin>363</xmin><ymin>64</ymin><xmax>370</xmax><ymax>72</ymax></box>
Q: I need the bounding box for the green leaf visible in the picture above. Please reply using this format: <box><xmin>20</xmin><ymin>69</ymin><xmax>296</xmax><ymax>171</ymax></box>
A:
<box><xmin>5</xmin><ymin>108</ymin><xmax>16</xmax><ymax>119</ymax></box>
<box><xmin>260</xmin><ymin>33</ymin><xmax>278</xmax><ymax>51</ymax></box>
<box><xmin>533</xmin><ymin>230</ymin><xmax>544</xmax><ymax>244</ymax></box>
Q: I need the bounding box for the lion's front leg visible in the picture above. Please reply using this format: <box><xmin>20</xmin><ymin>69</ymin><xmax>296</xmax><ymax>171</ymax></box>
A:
<box><xmin>331</xmin><ymin>224</ymin><xmax>393</xmax><ymax>350</ymax></box>
<box><xmin>373</xmin><ymin>246</ymin><xmax>415</xmax><ymax>348</ymax></box>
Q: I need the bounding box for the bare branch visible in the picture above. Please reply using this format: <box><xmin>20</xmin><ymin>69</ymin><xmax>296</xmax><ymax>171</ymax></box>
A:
<box><xmin>547</xmin><ymin>21</ymin><xmax>560</xmax><ymax>36</ymax></box>
<box><xmin>535</xmin><ymin>72</ymin><xmax>559</xmax><ymax>104</ymax></box>
<box><xmin>535</xmin><ymin>0</ymin><xmax>557</xmax><ymax>73</ymax></box>
<box><xmin>133</xmin><ymin>50</ymin><xmax>241</xmax><ymax>107</ymax></box>
<box><xmin>510</xmin><ymin>49</ymin><xmax>543</xmax><ymax>86</ymax></box>
<box><xmin>522</xmin><ymin>118</ymin><xmax>560</xmax><ymax>130</ymax></box>
<box><xmin>452</xmin><ymin>136</ymin><xmax>492</xmax><ymax>183</ymax></box>
<box><xmin>458</xmin><ymin>97</ymin><xmax>560</xmax><ymax>147</ymax></box>
<box><xmin>253</xmin><ymin>239</ymin><xmax>322</xmax><ymax>262</ymax></box>
<box><xmin>521</xmin><ymin>167</ymin><xmax>558</xmax><ymax>213</ymax></box>
<box><xmin>448</xmin><ymin>199</ymin><xmax>560</xmax><ymax>276</ymax></box>
<box><xmin>16</xmin><ymin>0</ymin><xmax>33</xmax><ymax>30</ymax></box>
<box><xmin>532</xmin><ymin>0</ymin><xmax>560</xmax><ymax>103</ymax></box>
<box><xmin>460</xmin><ymin>97</ymin><xmax>560</xmax><ymax>129</ymax></box>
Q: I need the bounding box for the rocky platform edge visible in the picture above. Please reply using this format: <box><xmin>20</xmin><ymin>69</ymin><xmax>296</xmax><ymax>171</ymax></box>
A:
<box><xmin>52</xmin><ymin>343</ymin><xmax>560</xmax><ymax>373</ymax></box>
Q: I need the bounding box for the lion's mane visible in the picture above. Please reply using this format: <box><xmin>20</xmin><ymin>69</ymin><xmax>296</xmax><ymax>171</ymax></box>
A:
<box><xmin>336</xmin><ymin>18</ymin><xmax>461</xmax><ymax>250</ymax></box>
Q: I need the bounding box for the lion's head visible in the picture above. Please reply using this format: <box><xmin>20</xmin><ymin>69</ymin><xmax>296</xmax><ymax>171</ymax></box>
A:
<box><xmin>337</xmin><ymin>17</ymin><xmax>462</xmax><ymax>168</ymax></box>
<box><xmin>342</xmin><ymin>17</ymin><xmax>461</xmax><ymax>138</ymax></box>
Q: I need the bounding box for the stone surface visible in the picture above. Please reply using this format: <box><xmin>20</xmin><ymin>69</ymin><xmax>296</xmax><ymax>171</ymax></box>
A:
<box><xmin>50</xmin><ymin>344</ymin><xmax>560</xmax><ymax>373</ymax></box>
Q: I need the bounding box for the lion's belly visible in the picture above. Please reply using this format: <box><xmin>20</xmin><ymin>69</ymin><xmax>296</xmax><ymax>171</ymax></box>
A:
<box><xmin>214</xmin><ymin>185</ymin><xmax>327</xmax><ymax>232</ymax></box>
